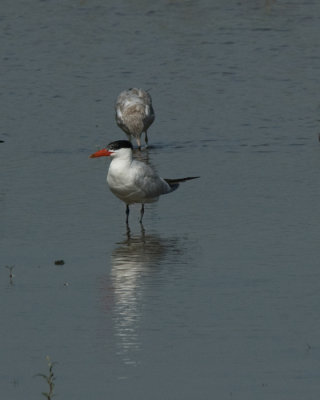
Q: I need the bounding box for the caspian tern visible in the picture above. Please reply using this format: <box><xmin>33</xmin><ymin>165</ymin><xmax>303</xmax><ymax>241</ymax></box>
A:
<box><xmin>115</xmin><ymin>88</ymin><xmax>155</xmax><ymax>150</ymax></box>
<box><xmin>90</xmin><ymin>140</ymin><xmax>199</xmax><ymax>224</ymax></box>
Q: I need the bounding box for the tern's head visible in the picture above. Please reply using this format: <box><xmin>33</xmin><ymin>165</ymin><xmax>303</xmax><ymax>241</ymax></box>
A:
<box><xmin>90</xmin><ymin>140</ymin><xmax>133</xmax><ymax>159</ymax></box>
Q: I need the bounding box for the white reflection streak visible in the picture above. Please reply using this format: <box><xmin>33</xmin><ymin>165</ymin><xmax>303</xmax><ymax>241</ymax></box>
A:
<box><xmin>111</xmin><ymin>253</ymin><xmax>141</xmax><ymax>364</ymax></box>
<box><xmin>110</xmin><ymin>227</ymin><xmax>176</xmax><ymax>365</ymax></box>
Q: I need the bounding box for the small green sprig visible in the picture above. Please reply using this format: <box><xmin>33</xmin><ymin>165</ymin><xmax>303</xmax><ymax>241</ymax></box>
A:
<box><xmin>35</xmin><ymin>356</ymin><xmax>57</xmax><ymax>400</ymax></box>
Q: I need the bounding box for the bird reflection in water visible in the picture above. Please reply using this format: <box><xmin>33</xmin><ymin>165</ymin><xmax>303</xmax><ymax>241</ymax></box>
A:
<box><xmin>101</xmin><ymin>225</ymin><xmax>180</xmax><ymax>366</ymax></box>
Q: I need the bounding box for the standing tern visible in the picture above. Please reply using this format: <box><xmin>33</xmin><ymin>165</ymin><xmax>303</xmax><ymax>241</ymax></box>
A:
<box><xmin>90</xmin><ymin>140</ymin><xmax>199</xmax><ymax>224</ymax></box>
<box><xmin>115</xmin><ymin>88</ymin><xmax>155</xmax><ymax>150</ymax></box>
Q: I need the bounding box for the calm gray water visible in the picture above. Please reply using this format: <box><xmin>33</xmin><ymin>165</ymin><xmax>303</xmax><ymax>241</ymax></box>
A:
<box><xmin>1</xmin><ymin>0</ymin><xmax>320</xmax><ymax>399</ymax></box>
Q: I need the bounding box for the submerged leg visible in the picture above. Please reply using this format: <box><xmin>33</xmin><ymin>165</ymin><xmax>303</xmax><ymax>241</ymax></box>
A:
<box><xmin>140</xmin><ymin>204</ymin><xmax>145</xmax><ymax>223</ymax></box>
<box><xmin>126</xmin><ymin>204</ymin><xmax>130</xmax><ymax>224</ymax></box>
<box><xmin>126</xmin><ymin>134</ymin><xmax>132</xmax><ymax>143</ymax></box>
<box><xmin>136</xmin><ymin>136</ymin><xmax>141</xmax><ymax>151</ymax></box>
<box><xmin>144</xmin><ymin>130</ymin><xmax>148</xmax><ymax>147</ymax></box>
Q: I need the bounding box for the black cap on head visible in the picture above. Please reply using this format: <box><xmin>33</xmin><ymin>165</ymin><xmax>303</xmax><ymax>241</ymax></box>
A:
<box><xmin>107</xmin><ymin>140</ymin><xmax>133</xmax><ymax>151</ymax></box>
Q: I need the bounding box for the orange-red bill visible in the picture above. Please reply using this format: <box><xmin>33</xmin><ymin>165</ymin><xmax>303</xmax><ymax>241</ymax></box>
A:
<box><xmin>89</xmin><ymin>149</ymin><xmax>113</xmax><ymax>158</ymax></box>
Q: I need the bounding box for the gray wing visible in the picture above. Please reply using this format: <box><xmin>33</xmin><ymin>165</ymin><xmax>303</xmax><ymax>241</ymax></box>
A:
<box><xmin>132</xmin><ymin>162</ymin><xmax>172</xmax><ymax>200</ymax></box>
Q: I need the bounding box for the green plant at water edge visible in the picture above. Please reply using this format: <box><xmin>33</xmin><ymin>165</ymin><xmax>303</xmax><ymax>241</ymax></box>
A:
<box><xmin>35</xmin><ymin>356</ymin><xmax>57</xmax><ymax>400</ymax></box>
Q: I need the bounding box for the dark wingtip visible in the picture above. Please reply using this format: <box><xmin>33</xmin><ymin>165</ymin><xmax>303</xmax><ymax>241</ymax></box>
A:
<box><xmin>164</xmin><ymin>176</ymin><xmax>200</xmax><ymax>184</ymax></box>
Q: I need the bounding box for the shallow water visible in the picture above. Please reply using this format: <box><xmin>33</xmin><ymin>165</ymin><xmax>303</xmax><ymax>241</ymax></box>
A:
<box><xmin>2</xmin><ymin>0</ymin><xmax>320</xmax><ymax>399</ymax></box>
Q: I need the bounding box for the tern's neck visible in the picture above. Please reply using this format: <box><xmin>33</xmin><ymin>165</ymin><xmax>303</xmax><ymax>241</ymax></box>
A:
<box><xmin>110</xmin><ymin>150</ymin><xmax>133</xmax><ymax>168</ymax></box>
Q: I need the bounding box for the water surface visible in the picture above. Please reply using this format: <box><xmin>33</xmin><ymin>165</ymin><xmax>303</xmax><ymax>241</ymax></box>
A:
<box><xmin>1</xmin><ymin>1</ymin><xmax>320</xmax><ymax>399</ymax></box>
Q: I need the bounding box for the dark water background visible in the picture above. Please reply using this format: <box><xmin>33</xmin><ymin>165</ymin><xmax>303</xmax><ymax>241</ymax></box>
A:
<box><xmin>1</xmin><ymin>0</ymin><xmax>320</xmax><ymax>398</ymax></box>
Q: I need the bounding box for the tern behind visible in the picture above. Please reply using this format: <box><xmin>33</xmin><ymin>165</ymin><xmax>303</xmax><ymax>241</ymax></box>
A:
<box><xmin>115</xmin><ymin>88</ymin><xmax>155</xmax><ymax>149</ymax></box>
<box><xmin>90</xmin><ymin>140</ymin><xmax>199</xmax><ymax>224</ymax></box>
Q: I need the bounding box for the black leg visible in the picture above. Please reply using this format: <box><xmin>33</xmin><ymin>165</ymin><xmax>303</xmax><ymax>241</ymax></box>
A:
<box><xmin>145</xmin><ymin>130</ymin><xmax>148</xmax><ymax>147</ymax></box>
<box><xmin>126</xmin><ymin>224</ymin><xmax>131</xmax><ymax>240</ymax></box>
<box><xmin>140</xmin><ymin>204</ymin><xmax>145</xmax><ymax>223</ymax></box>
<box><xmin>126</xmin><ymin>204</ymin><xmax>130</xmax><ymax>224</ymax></box>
